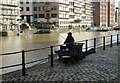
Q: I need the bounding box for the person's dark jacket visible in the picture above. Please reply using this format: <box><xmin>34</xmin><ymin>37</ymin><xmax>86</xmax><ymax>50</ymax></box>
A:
<box><xmin>64</xmin><ymin>36</ymin><xmax>75</xmax><ymax>48</ymax></box>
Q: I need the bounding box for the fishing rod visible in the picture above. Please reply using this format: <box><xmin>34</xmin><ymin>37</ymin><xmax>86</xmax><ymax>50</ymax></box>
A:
<box><xmin>54</xmin><ymin>31</ymin><xmax>66</xmax><ymax>40</ymax></box>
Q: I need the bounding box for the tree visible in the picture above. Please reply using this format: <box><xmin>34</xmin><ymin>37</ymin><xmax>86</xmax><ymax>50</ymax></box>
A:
<box><xmin>82</xmin><ymin>25</ymin><xmax>85</xmax><ymax>28</ymax></box>
<box><xmin>73</xmin><ymin>19</ymin><xmax>82</xmax><ymax>23</ymax></box>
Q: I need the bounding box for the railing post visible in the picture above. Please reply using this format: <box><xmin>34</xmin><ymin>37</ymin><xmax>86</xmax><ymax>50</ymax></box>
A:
<box><xmin>117</xmin><ymin>34</ymin><xmax>119</xmax><ymax>45</ymax></box>
<box><xmin>85</xmin><ymin>40</ymin><xmax>88</xmax><ymax>52</ymax></box>
<box><xmin>110</xmin><ymin>35</ymin><xmax>112</xmax><ymax>47</ymax></box>
<box><xmin>50</xmin><ymin>46</ymin><xmax>53</xmax><ymax>67</ymax></box>
<box><xmin>94</xmin><ymin>38</ymin><xmax>96</xmax><ymax>53</ymax></box>
<box><xmin>103</xmin><ymin>37</ymin><xmax>105</xmax><ymax>50</ymax></box>
<box><xmin>22</xmin><ymin>50</ymin><xmax>26</xmax><ymax>76</ymax></box>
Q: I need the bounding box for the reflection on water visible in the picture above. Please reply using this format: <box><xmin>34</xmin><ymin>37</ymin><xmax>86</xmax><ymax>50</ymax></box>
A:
<box><xmin>0</xmin><ymin>30</ymin><xmax>120</xmax><ymax>74</ymax></box>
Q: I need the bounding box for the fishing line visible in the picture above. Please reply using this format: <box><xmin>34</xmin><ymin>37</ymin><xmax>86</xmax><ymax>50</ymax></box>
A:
<box><xmin>54</xmin><ymin>30</ymin><xmax>66</xmax><ymax>40</ymax></box>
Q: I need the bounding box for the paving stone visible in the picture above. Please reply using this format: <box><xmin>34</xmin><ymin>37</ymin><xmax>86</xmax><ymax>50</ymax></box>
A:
<box><xmin>1</xmin><ymin>45</ymin><xmax>120</xmax><ymax>82</ymax></box>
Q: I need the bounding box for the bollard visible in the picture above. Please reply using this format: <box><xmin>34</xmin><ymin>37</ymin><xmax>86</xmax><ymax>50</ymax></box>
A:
<box><xmin>117</xmin><ymin>34</ymin><xmax>119</xmax><ymax>45</ymax></box>
<box><xmin>94</xmin><ymin>38</ymin><xmax>96</xmax><ymax>53</ymax></box>
<box><xmin>110</xmin><ymin>35</ymin><xmax>112</xmax><ymax>47</ymax></box>
<box><xmin>50</xmin><ymin>46</ymin><xmax>53</xmax><ymax>67</ymax></box>
<box><xmin>22</xmin><ymin>50</ymin><xmax>26</xmax><ymax>76</ymax></box>
<box><xmin>85</xmin><ymin>40</ymin><xmax>88</xmax><ymax>52</ymax></box>
<box><xmin>103</xmin><ymin>37</ymin><xmax>105</xmax><ymax>50</ymax></box>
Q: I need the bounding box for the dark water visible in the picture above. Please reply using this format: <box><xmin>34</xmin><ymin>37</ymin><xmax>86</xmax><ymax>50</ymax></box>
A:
<box><xmin>0</xmin><ymin>30</ymin><xmax>120</xmax><ymax>74</ymax></box>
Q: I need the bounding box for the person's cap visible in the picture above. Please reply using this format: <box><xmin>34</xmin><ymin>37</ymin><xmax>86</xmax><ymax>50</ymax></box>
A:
<box><xmin>67</xmin><ymin>32</ymin><xmax>72</xmax><ymax>35</ymax></box>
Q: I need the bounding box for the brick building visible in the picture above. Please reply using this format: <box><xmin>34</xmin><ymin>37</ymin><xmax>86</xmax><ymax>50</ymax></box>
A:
<box><xmin>93</xmin><ymin>0</ymin><xmax>115</xmax><ymax>27</ymax></box>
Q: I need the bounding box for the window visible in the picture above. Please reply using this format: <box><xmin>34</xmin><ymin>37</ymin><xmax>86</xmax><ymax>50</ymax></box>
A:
<box><xmin>33</xmin><ymin>2</ymin><xmax>36</xmax><ymax>4</ymax></box>
<box><xmin>21</xmin><ymin>7</ymin><xmax>24</xmax><ymax>11</ymax></box>
<box><xmin>46</xmin><ymin>14</ymin><xmax>50</xmax><ymax>18</ymax></box>
<box><xmin>69</xmin><ymin>2</ymin><xmax>74</xmax><ymax>6</ymax></box>
<box><xmin>39</xmin><ymin>6</ymin><xmax>44</xmax><ymax>11</ymax></box>
<box><xmin>20</xmin><ymin>2</ymin><xmax>23</xmax><ymax>4</ymax></box>
<box><xmin>69</xmin><ymin>15</ymin><xmax>74</xmax><ymax>19</ymax></box>
<box><xmin>21</xmin><ymin>16</ymin><xmax>24</xmax><ymax>19</ymax></box>
<box><xmin>40</xmin><ymin>2</ymin><xmax>44</xmax><ymax>4</ymax></box>
<box><xmin>26</xmin><ymin>7</ymin><xmax>29</xmax><ymax>11</ymax></box>
<box><xmin>39</xmin><ymin>14</ymin><xmax>44</xmax><ymax>18</ymax></box>
<box><xmin>15</xmin><ymin>10</ymin><xmax>18</xmax><ymax>15</ymax></box>
<box><xmin>51</xmin><ymin>6</ymin><xmax>57</xmax><ymax>10</ymax></box>
<box><xmin>26</xmin><ymin>2</ymin><xmax>29</xmax><ymax>4</ymax></box>
<box><xmin>34</xmin><ymin>7</ymin><xmax>37</xmax><ymax>11</ymax></box>
<box><xmin>34</xmin><ymin>14</ymin><xmax>37</xmax><ymax>18</ymax></box>
<box><xmin>51</xmin><ymin>14</ymin><xmax>57</xmax><ymax>18</ymax></box>
<box><xmin>69</xmin><ymin>8</ymin><xmax>74</xmax><ymax>12</ymax></box>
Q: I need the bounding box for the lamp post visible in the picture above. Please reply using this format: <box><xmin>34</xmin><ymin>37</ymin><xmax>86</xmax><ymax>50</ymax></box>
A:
<box><xmin>116</xmin><ymin>7</ymin><xmax>120</xmax><ymax>27</ymax></box>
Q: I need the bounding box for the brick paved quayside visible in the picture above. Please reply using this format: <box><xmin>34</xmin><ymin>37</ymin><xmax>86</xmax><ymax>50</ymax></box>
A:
<box><xmin>1</xmin><ymin>45</ymin><xmax>120</xmax><ymax>82</ymax></box>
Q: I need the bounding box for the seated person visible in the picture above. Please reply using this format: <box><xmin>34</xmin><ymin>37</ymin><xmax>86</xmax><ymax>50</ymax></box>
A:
<box><xmin>64</xmin><ymin>32</ymin><xmax>75</xmax><ymax>51</ymax></box>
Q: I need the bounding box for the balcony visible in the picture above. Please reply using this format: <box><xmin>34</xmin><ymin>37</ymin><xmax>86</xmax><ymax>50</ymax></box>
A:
<box><xmin>86</xmin><ymin>10</ymin><xmax>91</xmax><ymax>15</ymax></box>
<box><xmin>45</xmin><ymin>16</ymin><xmax>51</xmax><ymax>19</ymax></box>
<box><xmin>85</xmin><ymin>6</ymin><xmax>91</xmax><ymax>10</ymax></box>
<box><xmin>81</xmin><ymin>14</ymin><xmax>86</xmax><ymax>17</ymax></box>
<box><xmin>46</xmin><ymin>10</ymin><xmax>50</xmax><ymax>12</ymax></box>
<box><xmin>85</xmin><ymin>1</ymin><xmax>91</xmax><ymax>5</ymax></box>
<box><xmin>74</xmin><ymin>4</ymin><xmax>82</xmax><ymax>8</ymax></box>
<box><xmin>81</xmin><ymin>8</ymin><xmax>85</xmax><ymax>11</ymax></box>
<box><xmin>74</xmin><ymin>10</ymin><xmax>82</xmax><ymax>14</ymax></box>
<box><xmin>2</xmin><ymin>2</ymin><xmax>19</xmax><ymax>7</ymax></box>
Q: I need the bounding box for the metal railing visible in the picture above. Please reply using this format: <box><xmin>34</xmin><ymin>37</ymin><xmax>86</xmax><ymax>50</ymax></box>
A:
<box><xmin>0</xmin><ymin>34</ymin><xmax>120</xmax><ymax>76</ymax></box>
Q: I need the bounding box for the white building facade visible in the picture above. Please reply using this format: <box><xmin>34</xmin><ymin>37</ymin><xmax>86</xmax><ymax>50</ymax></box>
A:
<box><xmin>58</xmin><ymin>0</ymin><xmax>93</xmax><ymax>28</ymax></box>
<box><xmin>0</xmin><ymin>0</ymin><xmax>20</xmax><ymax>31</ymax></box>
<box><xmin>20</xmin><ymin>0</ymin><xmax>33</xmax><ymax>25</ymax></box>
